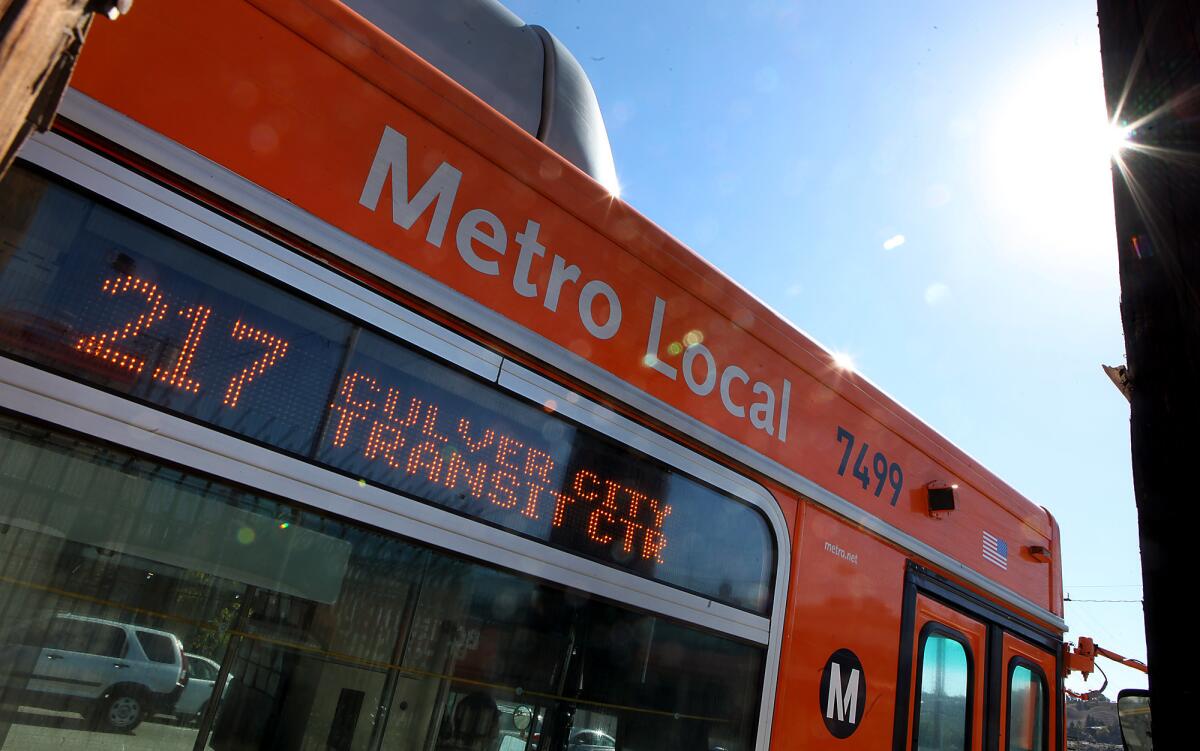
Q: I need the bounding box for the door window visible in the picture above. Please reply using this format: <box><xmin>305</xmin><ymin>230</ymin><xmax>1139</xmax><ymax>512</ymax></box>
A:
<box><xmin>914</xmin><ymin>629</ymin><xmax>972</xmax><ymax>751</ymax></box>
<box><xmin>906</xmin><ymin>594</ymin><xmax>986</xmax><ymax>751</ymax></box>
<box><xmin>1006</xmin><ymin>661</ymin><xmax>1047</xmax><ymax>751</ymax></box>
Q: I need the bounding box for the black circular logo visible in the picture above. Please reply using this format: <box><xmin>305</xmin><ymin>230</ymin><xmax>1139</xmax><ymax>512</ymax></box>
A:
<box><xmin>819</xmin><ymin>648</ymin><xmax>866</xmax><ymax>738</ymax></box>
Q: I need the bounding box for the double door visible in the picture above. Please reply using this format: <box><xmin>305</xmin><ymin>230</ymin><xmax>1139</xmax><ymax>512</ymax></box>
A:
<box><xmin>899</xmin><ymin>576</ymin><xmax>1060</xmax><ymax>751</ymax></box>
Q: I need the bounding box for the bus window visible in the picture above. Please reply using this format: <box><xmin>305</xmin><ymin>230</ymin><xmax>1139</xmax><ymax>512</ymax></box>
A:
<box><xmin>557</xmin><ymin>605</ymin><xmax>764</xmax><ymax>751</ymax></box>
<box><xmin>0</xmin><ymin>164</ymin><xmax>775</xmax><ymax>616</ymax></box>
<box><xmin>1006</xmin><ymin>662</ymin><xmax>1047</xmax><ymax>751</ymax></box>
<box><xmin>914</xmin><ymin>630</ymin><xmax>971</xmax><ymax>751</ymax></box>
<box><xmin>0</xmin><ymin>413</ymin><xmax>765</xmax><ymax>750</ymax></box>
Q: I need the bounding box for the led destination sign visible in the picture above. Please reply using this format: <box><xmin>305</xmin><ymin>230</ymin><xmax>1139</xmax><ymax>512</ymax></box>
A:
<box><xmin>324</xmin><ymin>368</ymin><xmax>671</xmax><ymax>565</ymax></box>
<box><xmin>0</xmin><ymin>167</ymin><xmax>774</xmax><ymax>614</ymax></box>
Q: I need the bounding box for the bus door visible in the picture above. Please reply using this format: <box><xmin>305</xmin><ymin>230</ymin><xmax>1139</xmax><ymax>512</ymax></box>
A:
<box><xmin>996</xmin><ymin>633</ymin><xmax>1055</xmax><ymax>751</ymax></box>
<box><xmin>905</xmin><ymin>594</ymin><xmax>986</xmax><ymax>751</ymax></box>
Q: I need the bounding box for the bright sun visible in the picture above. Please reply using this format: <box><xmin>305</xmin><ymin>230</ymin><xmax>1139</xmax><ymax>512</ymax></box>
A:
<box><xmin>983</xmin><ymin>47</ymin><xmax>1119</xmax><ymax>267</ymax></box>
<box><xmin>1107</xmin><ymin>123</ymin><xmax>1134</xmax><ymax>155</ymax></box>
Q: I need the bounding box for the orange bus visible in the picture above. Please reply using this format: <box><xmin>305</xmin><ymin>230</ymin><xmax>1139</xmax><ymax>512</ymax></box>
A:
<box><xmin>0</xmin><ymin>2</ymin><xmax>1069</xmax><ymax>750</ymax></box>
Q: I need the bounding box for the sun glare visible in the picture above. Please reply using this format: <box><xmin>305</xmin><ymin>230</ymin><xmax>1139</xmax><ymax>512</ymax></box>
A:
<box><xmin>983</xmin><ymin>47</ymin><xmax>1118</xmax><ymax>267</ymax></box>
<box><xmin>832</xmin><ymin>352</ymin><xmax>856</xmax><ymax>371</ymax></box>
<box><xmin>1107</xmin><ymin>123</ymin><xmax>1134</xmax><ymax>156</ymax></box>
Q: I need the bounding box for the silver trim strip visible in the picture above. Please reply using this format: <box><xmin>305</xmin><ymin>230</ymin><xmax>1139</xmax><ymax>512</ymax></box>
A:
<box><xmin>54</xmin><ymin>89</ymin><xmax>1067</xmax><ymax>635</ymax></box>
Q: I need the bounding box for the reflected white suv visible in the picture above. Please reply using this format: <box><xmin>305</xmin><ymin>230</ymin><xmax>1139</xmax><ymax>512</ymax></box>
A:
<box><xmin>0</xmin><ymin>612</ymin><xmax>188</xmax><ymax>732</ymax></box>
<box><xmin>172</xmin><ymin>653</ymin><xmax>232</xmax><ymax>725</ymax></box>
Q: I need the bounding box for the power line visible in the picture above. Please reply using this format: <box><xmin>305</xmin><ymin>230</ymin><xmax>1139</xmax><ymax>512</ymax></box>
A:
<box><xmin>1065</xmin><ymin>596</ymin><xmax>1142</xmax><ymax>603</ymax></box>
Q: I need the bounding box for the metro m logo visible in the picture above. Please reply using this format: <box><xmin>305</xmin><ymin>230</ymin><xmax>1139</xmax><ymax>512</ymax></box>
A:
<box><xmin>825</xmin><ymin>661</ymin><xmax>861</xmax><ymax>723</ymax></box>
<box><xmin>819</xmin><ymin>649</ymin><xmax>866</xmax><ymax>738</ymax></box>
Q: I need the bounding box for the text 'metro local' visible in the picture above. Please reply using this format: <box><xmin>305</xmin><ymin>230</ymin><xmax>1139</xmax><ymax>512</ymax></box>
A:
<box><xmin>358</xmin><ymin>126</ymin><xmax>793</xmax><ymax>443</ymax></box>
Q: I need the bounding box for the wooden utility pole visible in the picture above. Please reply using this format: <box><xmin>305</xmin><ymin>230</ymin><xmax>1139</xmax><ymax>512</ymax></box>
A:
<box><xmin>1096</xmin><ymin>0</ymin><xmax>1200</xmax><ymax>744</ymax></box>
<box><xmin>0</xmin><ymin>0</ymin><xmax>130</xmax><ymax>178</ymax></box>
<box><xmin>0</xmin><ymin>6</ymin><xmax>128</xmax><ymax>743</ymax></box>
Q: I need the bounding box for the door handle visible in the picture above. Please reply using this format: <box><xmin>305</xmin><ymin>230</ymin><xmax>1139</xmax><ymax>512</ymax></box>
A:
<box><xmin>45</xmin><ymin>653</ymin><xmax>63</xmax><ymax>660</ymax></box>
<box><xmin>113</xmin><ymin>663</ymin><xmax>129</xmax><ymax>669</ymax></box>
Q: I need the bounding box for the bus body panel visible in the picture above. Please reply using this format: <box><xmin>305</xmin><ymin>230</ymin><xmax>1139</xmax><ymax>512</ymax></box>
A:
<box><xmin>773</xmin><ymin>501</ymin><xmax>907</xmax><ymax>748</ymax></box>
<box><xmin>65</xmin><ymin>0</ymin><xmax>1060</xmax><ymax>622</ymax></box>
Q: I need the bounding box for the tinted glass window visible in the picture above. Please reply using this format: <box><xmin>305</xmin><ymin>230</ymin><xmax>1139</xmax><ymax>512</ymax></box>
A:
<box><xmin>0</xmin><ymin>413</ymin><xmax>764</xmax><ymax>750</ymax></box>
<box><xmin>915</xmin><ymin>630</ymin><xmax>971</xmax><ymax>751</ymax></box>
<box><xmin>137</xmin><ymin>630</ymin><xmax>177</xmax><ymax>663</ymax></box>
<box><xmin>1007</xmin><ymin>663</ymin><xmax>1046</xmax><ymax>751</ymax></box>
<box><xmin>0</xmin><ymin>170</ymin><xmax>351</xmax><ymax>456</ymax></box>
<box><xmin>0</xmin><ymin>165</ymin><xmax>774</xmax><ymax>614</ymax></box>
<box><xmin>45</xmin><ymin>617</ymin><xmax>127</xmax><ymax>658</ymax></box>
<box><xmin>189</xmin><ymin>658</ymin><xmax>217</xmax><ymax>681</ymax></box>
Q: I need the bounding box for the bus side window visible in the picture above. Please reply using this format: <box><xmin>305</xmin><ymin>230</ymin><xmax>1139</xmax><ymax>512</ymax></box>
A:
<box><xmin>1006</xmin><ymin>662</ymin><xmax>1047</xmax><ymax>751</ymax></box>
<box><xmin>913</xmin><ymin>628</ymin><xmax>972</xmax><ymax>751</ymax></box>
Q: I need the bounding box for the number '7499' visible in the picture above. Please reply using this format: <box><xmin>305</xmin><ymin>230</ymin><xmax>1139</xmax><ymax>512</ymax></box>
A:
<box><xmin>835</xmin><ymin>427</ymin><xmax>904</xmax><ymax>506</ymax></box>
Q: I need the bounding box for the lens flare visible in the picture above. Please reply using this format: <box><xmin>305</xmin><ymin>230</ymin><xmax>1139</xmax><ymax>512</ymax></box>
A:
<box><xmin>832</xmin><ymin>352</ymin><xmax>855</xmax><ymax>371</ymax></box>
<box><xmin>1107</xmin><ymin>123</ymin><xmax>1134</xmax><ymax>156</ymax></box>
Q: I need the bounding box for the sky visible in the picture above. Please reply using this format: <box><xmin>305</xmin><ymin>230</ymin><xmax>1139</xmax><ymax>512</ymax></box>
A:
<box><xmin>504</xmin><ymin>0</ymin><xmax>1146</xmax><ymax>696</ymax></box>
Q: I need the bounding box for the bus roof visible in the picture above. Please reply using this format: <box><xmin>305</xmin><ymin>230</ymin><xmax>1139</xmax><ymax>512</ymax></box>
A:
<box><xmin>342</xmin><ymin>0</ymin><xmax>620</xmax><ymax>193</ymax></box>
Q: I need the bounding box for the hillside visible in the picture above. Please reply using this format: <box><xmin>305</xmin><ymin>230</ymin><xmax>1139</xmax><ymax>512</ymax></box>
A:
<box><xmin>1066</xmin><ymin>697</ymin><xmax>1121</xmax><ymax>749</ymax></box>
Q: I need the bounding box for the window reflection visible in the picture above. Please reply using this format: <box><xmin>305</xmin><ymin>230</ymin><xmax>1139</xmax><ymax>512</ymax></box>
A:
<box><xmin>1007</xmin><ymin>663</ymin><xmax>1046</xmax><ymax>751</ymax></box>
<box><xmin>0</xmin><ymin>414</ymin><xmax>764</xmax><ymax>750</ymax></box>
<box><xmin>915</xmin><ymin>630</ymin><xmax>970</xmax><ymax>751</ymax></box>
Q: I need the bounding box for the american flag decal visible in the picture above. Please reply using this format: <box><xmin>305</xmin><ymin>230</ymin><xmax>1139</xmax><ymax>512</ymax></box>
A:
<box><xmin>982</xmin><ymin>531</ymin><xmax>1009</xmax><ymax>569</ymax></box>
